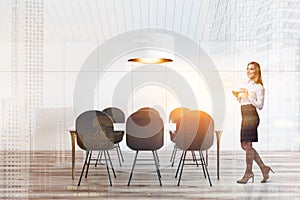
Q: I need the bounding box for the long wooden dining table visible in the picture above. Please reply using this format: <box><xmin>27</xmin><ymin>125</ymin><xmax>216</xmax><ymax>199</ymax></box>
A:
<box><xmin>68</xmin><ymin>126</ymin><xmax>222</xmax><ymax>180</ymax></box>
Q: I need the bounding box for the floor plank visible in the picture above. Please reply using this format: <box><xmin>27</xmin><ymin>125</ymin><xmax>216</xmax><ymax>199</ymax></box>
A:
<box><xmin>0</xmin><ymin>150</ymin><xmax>299</xmax><ymax>199</ymax></box>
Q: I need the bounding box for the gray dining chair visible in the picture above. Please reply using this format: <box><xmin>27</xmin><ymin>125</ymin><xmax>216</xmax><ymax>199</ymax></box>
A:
<box><xmin>126</xmin><ymin>109</ymin><xmax>164</xmax><ymax>186</ymax></box>
<box><xmin>98</xmin><ymin>107</ymin><xmax>126</xmax><ymax>166</ymax></box>
<box><xmin>75</xmin><ymin>110</ymin><xmax>116</xmax><ymax>186</ymax></box>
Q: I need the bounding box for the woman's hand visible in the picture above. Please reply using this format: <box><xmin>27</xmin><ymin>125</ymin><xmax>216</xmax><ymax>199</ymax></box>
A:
<box><xmin>238</xmin><ymin>92</ymin><xmax>248</xmax><ymax>99</ymax></box>
<box><xmin>232</xmin><ymin>88</ymin><xmax>248</xmax><ymax>99</ymax></box>
<box><xmin>232</xmin><ymin>90</ymin><xmax>239</xmax><ymax>97</ymax></box>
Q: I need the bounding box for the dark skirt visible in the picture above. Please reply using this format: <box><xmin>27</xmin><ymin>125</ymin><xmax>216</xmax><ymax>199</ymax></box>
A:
<box><xmin>240</xmin><ymin>104</ymin><xmax>260</xmax><ymax>142</ymax></box>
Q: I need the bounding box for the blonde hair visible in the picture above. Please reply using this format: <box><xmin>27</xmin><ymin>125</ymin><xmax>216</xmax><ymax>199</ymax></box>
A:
<box><xmin>248</xmin><ymin>61</ymin><xmax>263</xmax><ymax>86</ymax></box>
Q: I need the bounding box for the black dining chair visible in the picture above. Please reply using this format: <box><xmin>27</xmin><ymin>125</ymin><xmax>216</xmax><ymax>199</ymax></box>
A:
<box><xmin>126</xmin><ymin>109</ymin><xmax>164</xmax><ymax>186</ymax></box>
<box><xmin>75</xmin><ymin>110</ymin><xmax>116</xmax><ymax>186</ymax></box>
<box><xmin>169</xmin><ymin>107</ymin><xmax>191</xmax><ymax>166</ymax></box>
<box><xmin>100</xmin><ymin>107</ymin><xmax>125</xmax><ymax>166</ymax></box>
<box><xmin>173</xmin><ymin>110</ymin><xmax>214</xmax><ymax>186</ymax></box>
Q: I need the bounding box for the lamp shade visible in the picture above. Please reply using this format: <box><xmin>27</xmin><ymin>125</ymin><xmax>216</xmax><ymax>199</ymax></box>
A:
<box><xmin>127</xmin><ymin>33</ymin><xmax>175</xmax><ymax>65</ymax></box>
<box><xmin>128</xmin><ymin>57</ymin><xmax>173</xmax><ymax>64</ymax></box>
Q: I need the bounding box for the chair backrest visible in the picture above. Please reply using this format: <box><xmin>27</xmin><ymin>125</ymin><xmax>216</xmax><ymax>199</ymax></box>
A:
<box><xmin>169</xmin><ymin>107</ymin><xmax>191</xmax><ymax>141</ymax></box>
<box><xmin>102</xmin><ymin>107</ymin><xmax>125</xmax><ymax>144</ymax></box>
<box><xmin>75</xmin><ymin>110</ymin><xmax>115</xmax><ymax>151</ymax></box>
<box><xmin>174</xmin><ymin>110</ymin><xmax>214</xmax><ymax>151</ymax></box>
<box><xmin>102</xmin><ymin>107</ymin><xmax>125</xmax><ymax>123</ymax></box>
<box><xmin>137</xmin><ymin>107</ymin><xmax>160</xmax><ymax>116</ymax></box>
<box><xmin>126</xmin><ymin>110</ymin><xmax>164</xmax><ymax>151</ymax></box>
<box><xmin>169</xmin><ymin>107</ymin><xmax>191</xmax><ymax>123</ymax></box>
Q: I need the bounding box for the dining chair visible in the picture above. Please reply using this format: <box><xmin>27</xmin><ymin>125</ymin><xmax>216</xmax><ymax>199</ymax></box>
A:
<box><xmin>75</xmin><ymin>110</ymin><xmax>116</xmax><ymax>186</ymax></box>
<box><xmin>168</xmin><ymin>107</ymin><xmax>191</xmax><ymax>166</ymax></box>
<box><xmin>137</xmin><ymin>107</ymin><xmax>161</xmax><ymax>163</ymax></box>
<box><xmin>126</xmin><ymin>109</ymin><xmax>164</xmax><ymax>186</ymax></box>
<box><xmin>173</xmin><ymin>110</ymin><xmax>214</xmax><ymax>186</ymax></box>
<box><xmin>99</xmin><ymin>107</ymin><xmax>126</xmax><ymax>166</ymax></box>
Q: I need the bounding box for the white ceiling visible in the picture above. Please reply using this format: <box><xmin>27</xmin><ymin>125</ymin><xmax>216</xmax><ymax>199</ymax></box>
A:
<box><xmin>0</xmin><ymin>0</ymin><xmax>212</xmax><ymax>42</ymax></box>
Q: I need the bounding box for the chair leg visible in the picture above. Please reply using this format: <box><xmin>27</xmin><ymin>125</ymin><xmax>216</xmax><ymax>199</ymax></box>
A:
<box><xmin>199</xmin><ymin>151</ymin><xmax>207</xmax><ymax>179</ymax></box>
<box><xmin>152</xmin><ymin>150</ymin><xmax>162</xmax><ymax>186</ymax></box>
<box><xmin>170</xmin><ymin>145</ymin><xmax>175</xmax><ymax>162</ymax></box>
<box><xmin>106</xmin><ymin>150</ymin><xmax>116</xmax><ymax>178</ymax></box>
<box><xmin>78</xmin><ymin>151</ymin><xmax>90</xmax><ymax>186</ymax></box>
<box><xmin>192</xmin><ymin>151</ymin><xmax>199</xmax><ymax>167</ymax></box>
<box><xmin>192</xmin><ymin>151</ymin><xmax>195</xmax><ymax>161</ymax></box>
<box><xmin>177</xmin><ymin>151</ymin><xmax>187</xmax><ymax>186</ymax></box>
<box><xmin>103</xmin><ymin>150</ymin><xmax>113</xmax><ymax>186</ymax></box>
<box><xmin>153</xmin><ymin>151</ymin><xmax>161</xmax><ymax>179</ymax></box>
<box><xmin>116</xmin><ymin>144</ymin><xmax>122</xmax><ymax>167</ymax></box>
<box><xmin>153</xmin><ymin>151</ymin><xmax>161</xmax><ymax>178</ymax></box>
<box><xmin>171</xmin><ymin>146</ymin><xmax>178</xmax><ymax>167</ymax></box>
<box><xmin>154</xmin><ymin>150</ymin><xmax>160</xmax><ymax>166</ymax></box>
<box><xmin>127</xmin><ymin>151</ymin><xmax>139</xmax><ymax>186</ymax></box>
<box><xmin>118</xmin><ymin>143</ymin><xmax>125</xmax><ymax>162</ymax></box>
<box><xmin>85</xmin><ymin>151</ymin><xmax>93</xmax><ymax>178</ymax></box>
<box><xmin>175</xmin><ymin>151</ymin><xmax>184</xmax><ymax>178</ymax></box>
<box><xmin>95</xmin><ymin>151</ymin><xmax>103</xmax><ymax>167</ymax></box>
<box><xmin>200</xmin><ymin>151</ymin><xmax>212</xmax><ymax>187</ymax></box>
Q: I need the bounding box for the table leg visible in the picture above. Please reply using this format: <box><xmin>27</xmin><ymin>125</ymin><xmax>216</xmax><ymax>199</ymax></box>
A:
<box><xmin>70</xmin><ymin>131</ymin><xmax>76</xmax><ymax>180</ymax></box>
<box><xmin>215</xmin><ymin>131</ymin><xmax>223</xmax><ymax>180</ymax></box>
<box><xmin>205</xmin><ymin>150</ymin><xmax>208</xmax><ymax>166</ymax></box>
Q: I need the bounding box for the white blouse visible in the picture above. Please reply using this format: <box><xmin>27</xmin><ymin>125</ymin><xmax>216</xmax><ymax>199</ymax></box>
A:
<box><xmin>237</xmin><ymin>80</ymin><xmax>265</xmax><ymax>110</ymax></box>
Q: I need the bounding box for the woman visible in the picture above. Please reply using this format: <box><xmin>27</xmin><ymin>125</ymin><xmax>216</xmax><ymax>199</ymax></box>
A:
<box><xmin>233</xmin><ymin>61</ymin><xmax>274</xmax><ymax>184</ymax></box>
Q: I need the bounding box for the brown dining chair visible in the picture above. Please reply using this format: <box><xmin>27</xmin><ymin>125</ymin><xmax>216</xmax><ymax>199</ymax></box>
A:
<box><xmin>126</xmin><ymin>109</ymin><xmax>164</xmax><ymax>186</ymax></box>
<box><xmin>173</xmin><ymin>110</ymin><xmax>214</xmax><ymax>186</ymax></box>
<box><xmin>75</xmin><ymin>110</ymin><xmax>116</xmax><ymax>186</ymax></box>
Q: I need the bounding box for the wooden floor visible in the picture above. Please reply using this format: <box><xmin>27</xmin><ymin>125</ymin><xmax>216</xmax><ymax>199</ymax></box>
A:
<box><xmin>0</xmin><ymin>150</ymin><xmax>299</xmax><ymax>199</ymax></box>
